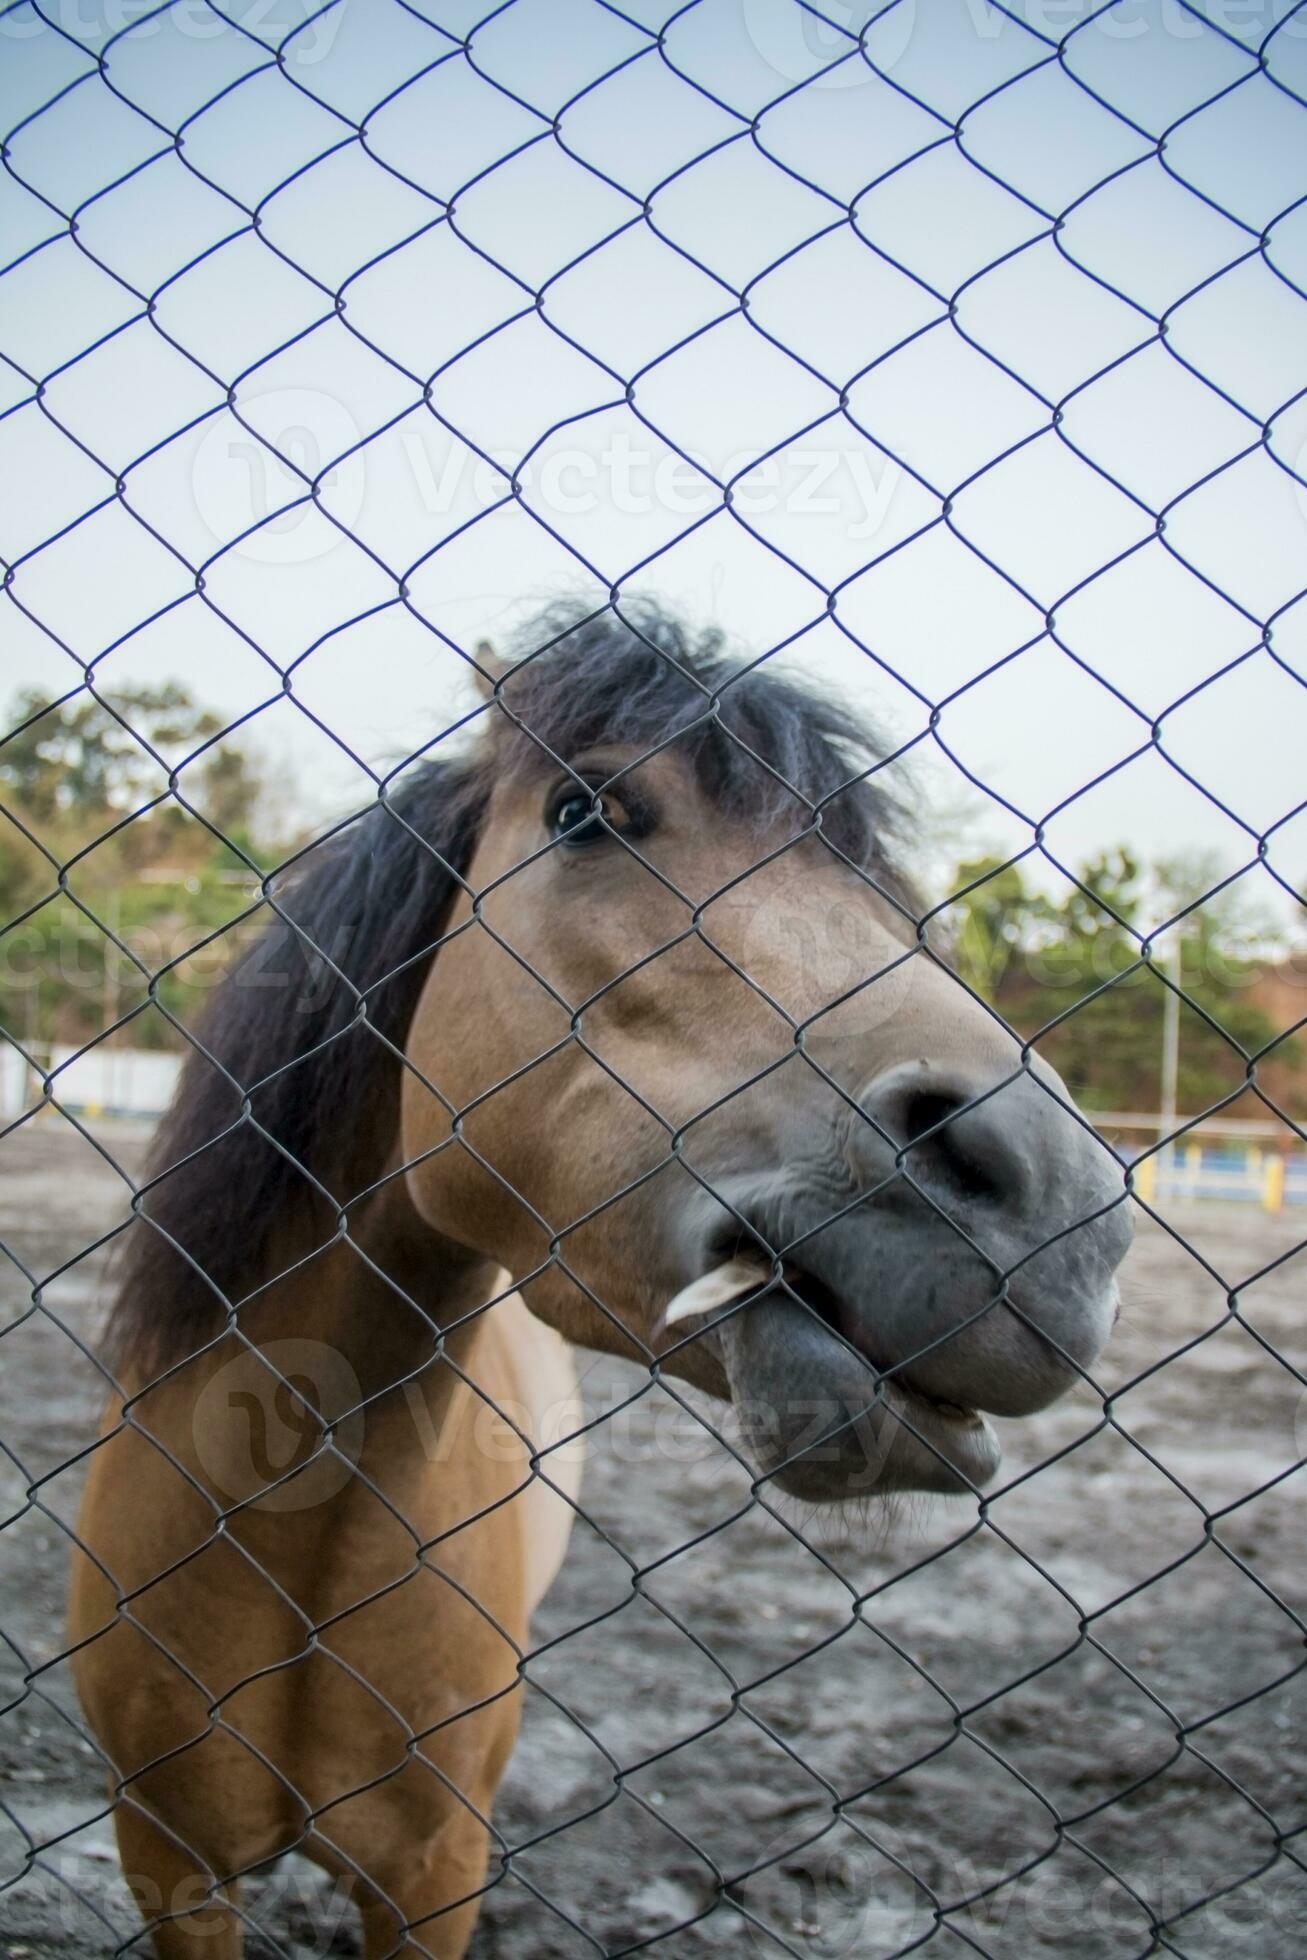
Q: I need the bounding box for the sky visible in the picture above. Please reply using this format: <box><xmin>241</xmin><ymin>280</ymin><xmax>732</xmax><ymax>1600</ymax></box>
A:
<box><xmin>2</xmin><ymin>0</ymin><xmax>1306</xmax><ymax>936</ymax></box>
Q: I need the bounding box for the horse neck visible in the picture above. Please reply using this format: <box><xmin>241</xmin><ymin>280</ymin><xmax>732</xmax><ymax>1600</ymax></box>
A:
<box><xmin>233</xmin><ymin>1175</ymin><xmax>500</xmax><ymax>1399</ymax></box>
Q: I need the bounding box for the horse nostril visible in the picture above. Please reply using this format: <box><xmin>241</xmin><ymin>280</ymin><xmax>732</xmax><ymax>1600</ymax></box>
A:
<box><xmin>863</xmin><ymin>1068</ymin><xmax>1024</xmax><ymax>1209</ymax></box>
<box><xmin>901</xmin><ymin>1090</ymin><xmax>963</xmax><ymax>1146</ymax></box>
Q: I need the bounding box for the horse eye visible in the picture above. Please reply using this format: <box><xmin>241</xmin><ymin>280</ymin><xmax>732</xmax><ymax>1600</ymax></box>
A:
<box><xmin>552</xmin><ymin>788</ymin><xmax>609</xmax><ymax>846</ymax></box>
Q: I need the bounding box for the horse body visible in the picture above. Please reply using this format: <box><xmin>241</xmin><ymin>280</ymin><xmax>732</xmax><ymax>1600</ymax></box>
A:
<box><xmin>68</xmin><ymin>606</ymin><xmax>1131</xmax><ymax>1955</ymax></box>
<box><xmin>71</xmin><ymin>1187</ymin><xmax>579</xmax><ymax>1956</ymax></box>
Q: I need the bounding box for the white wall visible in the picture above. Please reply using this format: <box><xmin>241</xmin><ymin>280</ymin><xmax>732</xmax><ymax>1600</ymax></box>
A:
<box><xmin>0</xmin><ymin>1042</ymin><xmax>27</xmax><ymax>1120</ymax></box>
<box><xmin>46</xmin><ymin>1046</ymin><xmax>182</xmax><ymax>1120</ymax></box>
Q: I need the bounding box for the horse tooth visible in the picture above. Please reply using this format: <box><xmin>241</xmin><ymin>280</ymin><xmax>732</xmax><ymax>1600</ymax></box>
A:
<box><xmin>662</xmin><ymin>1255</ymin><xmax>774</xmax><ymax>1328</ymax></box>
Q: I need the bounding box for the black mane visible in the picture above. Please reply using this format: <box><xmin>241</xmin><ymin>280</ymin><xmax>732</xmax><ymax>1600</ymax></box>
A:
<box><xmin>110</xmin><ymin>602</ymin><xmax>912</xmax><ymax>1371</ymax></box>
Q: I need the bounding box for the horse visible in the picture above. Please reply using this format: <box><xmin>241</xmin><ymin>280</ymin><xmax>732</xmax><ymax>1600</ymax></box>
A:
<box><xmin>68</xmin><ymin>603</ymin><xmax>1132</xmax><ymax>1957</ymax></box>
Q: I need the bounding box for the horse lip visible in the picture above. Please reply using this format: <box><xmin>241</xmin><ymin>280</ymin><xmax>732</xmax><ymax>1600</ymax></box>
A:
<box><xmin>663</xmin><ymin>1253</ymin><xmax>989</xmax><ymax>1429</ymax></box>
<box><xmin>774</xmin><ymin>1259</ymin><xmax>993</xmax><ymax>1425</ymax></box>
<box><xmin>908</xmin><ymin>1391</ymin><xmax>982</xmax><ymax>1424</ymax></box>
<box><xmin>667</xmin><ymin>1256</ymin><xmax>1003</xmax><ymax>1492</ymax></box>
<box><xmin>875</xmin><ymin>1364</ymin><xmax>985</xmax><ymax>1431</ymax></box>
<box><xmin>881</xmin><ymin>1377</ymin><xmax>1001</xmax><ymax>1485</ymax></box>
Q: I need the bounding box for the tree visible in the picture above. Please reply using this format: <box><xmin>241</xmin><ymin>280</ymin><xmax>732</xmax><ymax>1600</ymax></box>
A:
<box><xmin>0</xmin><ymin>686</ymin><xmax>269</xmax><ymax>858</ymax></box>
<box><xmin>947</xmin><ymin>852</ymin><xmax>1299</xmax><ymax>1117</ymax></box>
<box><xmin>0</xmin><ymin>687</ymin><xmax>280</xmax><ymax>1052</ymax></box>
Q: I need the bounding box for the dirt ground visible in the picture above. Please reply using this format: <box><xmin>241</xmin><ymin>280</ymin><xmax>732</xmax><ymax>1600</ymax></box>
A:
<box><xmin>1</xmin><ymin>1121</ymin><xmax>1304</xmax><ymax>1959</ymax></box>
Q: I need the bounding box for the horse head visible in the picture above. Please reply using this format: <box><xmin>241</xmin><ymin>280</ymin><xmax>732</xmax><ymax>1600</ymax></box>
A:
<box><xmin>400</xmin><ymin>607</ymin><xmax>1132</xmax><ymax>1500</ymax></box>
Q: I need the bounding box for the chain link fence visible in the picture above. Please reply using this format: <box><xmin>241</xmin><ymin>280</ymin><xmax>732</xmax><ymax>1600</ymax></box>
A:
<box><xmin>2</xmin><ymin>1</ymin><xmax>1305</xmax><ymax>1955</ymax></box>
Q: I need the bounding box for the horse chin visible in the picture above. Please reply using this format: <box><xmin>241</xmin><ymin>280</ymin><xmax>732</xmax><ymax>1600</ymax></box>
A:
<box><xmin>710</xmin><ymin>1292</ymin><xmax>1001</xmax><ymax>1502</ymax></box>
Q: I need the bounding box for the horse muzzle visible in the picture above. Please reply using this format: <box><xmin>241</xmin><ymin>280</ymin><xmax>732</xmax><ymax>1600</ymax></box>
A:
<box><xmin>663</xmin><ymin>1060</ymin><xmax>1133</xmax><ymax>1501</ymax></box>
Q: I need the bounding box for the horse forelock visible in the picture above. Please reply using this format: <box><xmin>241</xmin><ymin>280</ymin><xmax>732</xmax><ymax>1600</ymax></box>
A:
<box><xmin>487</xmin><ymin>600</ymin><xmax>914</xmax><ymax>895</ymax></box>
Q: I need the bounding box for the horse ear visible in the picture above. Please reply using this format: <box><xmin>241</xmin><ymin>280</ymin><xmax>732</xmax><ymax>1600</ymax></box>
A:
<box><xmin>470</xmin><ymin>639</ymin><xmax>507</xmax><ymax>701</ymax></box>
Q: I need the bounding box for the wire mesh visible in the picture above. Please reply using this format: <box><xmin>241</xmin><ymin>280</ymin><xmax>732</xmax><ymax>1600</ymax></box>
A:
<box><xmin>2</xmin><ymin>1</ymin><xmax>1305</xmax><ymax>1955</ymax></box>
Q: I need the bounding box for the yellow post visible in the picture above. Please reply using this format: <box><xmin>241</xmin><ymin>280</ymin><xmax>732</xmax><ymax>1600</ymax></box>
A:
<box><xmin>1185</xmin><ymin>1143</ymin><xmax>1202</xmax><ymax>1179</ymax></box>
<box><xmin>1263</xmin><ymin>1156</ymin><xmax>1285</xmax><ymax>1214</ymax></box>
<box><xmin>1135</xmin><ymin>1155</ymin><xmax>1157</xmax><ymax>1204</ymax></box>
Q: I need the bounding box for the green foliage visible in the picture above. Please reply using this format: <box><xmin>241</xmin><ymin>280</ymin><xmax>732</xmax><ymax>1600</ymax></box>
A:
<box><xmin>0</xmin><ymin>688</ymin><xmax>272</xmax><ymax>1051</ymax></box>
<box><xmin>949</xmin><ymin>853</ymin><xmax>1300</xmax><ymax>1116</ymax></box>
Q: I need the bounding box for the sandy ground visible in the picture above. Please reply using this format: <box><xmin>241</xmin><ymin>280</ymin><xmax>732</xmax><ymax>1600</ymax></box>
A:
<box><xmin>1</xmin><ymin>1120</ymin><xmax>1304</xmax><ymax>1959</ymax></box>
